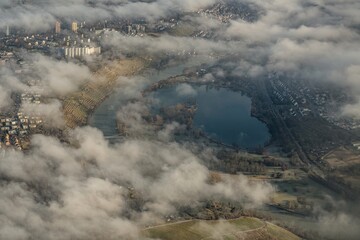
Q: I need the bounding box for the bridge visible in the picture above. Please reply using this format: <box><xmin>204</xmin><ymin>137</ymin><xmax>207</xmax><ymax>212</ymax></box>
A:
<box><xmin>104</xmin><ymin>135</ymin><xmax>125</xmax><ymax>142</ymax></box>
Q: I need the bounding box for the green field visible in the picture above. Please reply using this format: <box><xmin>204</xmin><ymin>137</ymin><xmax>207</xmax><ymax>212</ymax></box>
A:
<box><xmin>143</xmin><ymin>217</ymin><xmax>300</xmax><ymax>240</ymax></box>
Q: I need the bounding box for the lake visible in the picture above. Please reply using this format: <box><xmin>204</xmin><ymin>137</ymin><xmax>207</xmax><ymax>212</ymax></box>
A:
<box><xmin>89</xmin><ymin>57</ymin><xmax>270</xmax><ymax>149</ymax></box>
<box><xmin>152</xmin><ymin>85</ymin><xmax>270</xmax><ymax>149</ymax></box>
<box><xmin>89</xmin><ymin>57</ymin><xmax>212</xmax><ymax>136</ymax></box>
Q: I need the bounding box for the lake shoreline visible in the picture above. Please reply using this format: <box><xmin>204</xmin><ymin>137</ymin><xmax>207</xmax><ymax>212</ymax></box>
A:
<box><xmin>62</xmin><ymin>58</ymin><xmax>149</xmax><ymax>129</ymax></box>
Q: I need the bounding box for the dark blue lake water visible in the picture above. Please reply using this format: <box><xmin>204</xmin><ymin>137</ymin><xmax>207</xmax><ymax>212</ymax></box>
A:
<box><xmin>152</xmin><ymin>85</ymin><xmax>270</xmax><ymax>149</ymax></box>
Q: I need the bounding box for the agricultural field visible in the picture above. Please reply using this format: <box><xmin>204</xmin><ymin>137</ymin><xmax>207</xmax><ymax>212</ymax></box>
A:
<box><xmin>321</xmin><ymin>146</ymin><xmax>360</xmax><ymax>194</ymax></box>
<box><xmin>143</xmin><ymin>217</ymin><xmax>300</xmax><ymax>240</ymax></box>
<box><xmin>63</xmin><ymin>58</ymin><xmax>147</xmax><ymax>128</ymax></box>
<box><xmin>322</xmin><ymin>146</ymin><xmax>360</xmax><ymax>168</ymax></box>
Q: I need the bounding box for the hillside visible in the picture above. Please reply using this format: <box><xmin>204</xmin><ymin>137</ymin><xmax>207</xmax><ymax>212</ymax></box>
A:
<box><xmin>143</xmin><ymin>217</ymin><xmax>301</xmax><ymax>240</ymax></box>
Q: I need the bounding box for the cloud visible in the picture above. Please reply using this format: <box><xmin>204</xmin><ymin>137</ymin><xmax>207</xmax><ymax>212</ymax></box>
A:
<box><xmin>317</xmin><ymin>211</ymin><xmax>360</xmax><ymax>240</ymax></box>
<box><xmin>0</xmin><ymin>125</ymin><xmax>274</xmax><ymax>239</ymax></box>
<box><xmin>0</xmin><ymin>85</ymin><xmax>12</xmax><ymax>109</ymax></box>
<box><xmin>28</xmin><ymin>54</ymin><xmax>92</xmax><ymax>96</ymax></box>
<box><xmin>0</xmin><ymin>53</ymin><xmax>92</xmax><ymax>100</ymax></box>
<box><xmin>21</xmin><ymin>100</ymin><xmax>65</xmax><ymax>128</ymax></box>
<box><xmin>0</xmin><ymin>0</ymin><xmax>216</xmax><ymax>31</ymax></box>
<box><xmin>116</xmin><ymin>101</ymin><xmax>152</xmax><ymax>136</ymax></box>
<box><xmin>2</xmin><ymin>1</ymin><xmax>360</xmax><ymax>239</ymax></box>
<box><xmin>99</xmin><ymin>0</ymin><xmax>360</xmax><ymax>117</ymax></box>
<box><xmin>313</xmin><ymin>195</ymin><xmax>360</xmax><ymax>240</ymax></box>
<box><xmin>103</xmin><ymin>31</ymin><xmax>234</xmax><ymax>57</ymax></box>
<box><xmin>213</xmin><ymin>0</ymin><xmax>360</xmax><ymax>117</ymax></box>
<box><xmin>157</xmin><ymin>122</ymin><xmax>184</xmax><ymax>142</ymax></box>
<box><xmin>175</xmin><ymin>83</ymin><xmax>197</xmax><ymax>97</ymax></box>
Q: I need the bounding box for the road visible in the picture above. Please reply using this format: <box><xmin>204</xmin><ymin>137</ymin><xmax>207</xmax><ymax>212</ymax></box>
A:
<box><xmin>256</xmin><ymin>78</ymin><xmax>327</xmax><ymax>178</ymax></box>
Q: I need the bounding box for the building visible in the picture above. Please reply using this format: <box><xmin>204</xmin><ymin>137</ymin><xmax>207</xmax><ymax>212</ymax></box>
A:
<box><xmin>55</xmin><ymin>21</ymin><xmax>61</xmax><ymax>34</ymax></box>
<box><xmin>6</xmin><ymin>25</ymin><xmax>10</xmax><ymax>36</ymax></box>
<box><xmin>352</xmin><ymin>142</ymin><xmax>360</xmax><ymax>150</ymax></box>
<box><xmin>71</xmin><ymin>21</ymin><xmax>78</xmax><ymax>33</ymax></box>
<box><xmin>63</xmin><ymin>46</ymin><xmax>101</xmax><ymax>58</ymax></box>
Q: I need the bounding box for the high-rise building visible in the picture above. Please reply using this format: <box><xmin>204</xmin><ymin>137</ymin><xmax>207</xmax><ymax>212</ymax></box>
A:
<box><xmin>55</xmin><ymin>21</ymin><xmax>61</xmax><ymax>34</ymax></box>
<box><xmin>71</xmin><ymin>21</ymin><xmax>78</xmax><ymax>33</ymax></box>
<box><xmin>6</xmin><ymin>25</ymin><xmax>10</xmax><ymax>36</ymax></box>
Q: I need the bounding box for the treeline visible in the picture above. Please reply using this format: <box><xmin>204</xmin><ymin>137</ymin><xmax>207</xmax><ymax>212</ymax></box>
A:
<box><xmin>206</xmin><ymin>150</ymin><xmax>288</xmax><ymax>175</ymax></box>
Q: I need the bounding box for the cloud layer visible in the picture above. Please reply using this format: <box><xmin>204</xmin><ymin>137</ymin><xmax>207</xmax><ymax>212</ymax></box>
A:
<box><xmin>0</xmin><ymin>126</ymin><xmax>273</xmax><ymax>239</ymax></box>
<box><xmin>1</xmin><ymin>1</ymin><xmax>360</xmax><ymax>239</ymax></box>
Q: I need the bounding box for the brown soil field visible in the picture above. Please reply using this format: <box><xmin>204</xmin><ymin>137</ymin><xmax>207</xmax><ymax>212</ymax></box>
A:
<box><xmin>62</xmin><ymin>58</ymin><xmax>147</xmax><ymax>128</ymax></box>
<box><xmin>322</xmin><ymin>146</ymin><xmax>360</xmax><ymax>168</ymax></box>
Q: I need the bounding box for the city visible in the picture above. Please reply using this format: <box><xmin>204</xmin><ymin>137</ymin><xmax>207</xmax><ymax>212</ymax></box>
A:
<box><xmin>0</xmin><ymin>1</ymin><xmax>359</xmax><ymax>240</ymax></box>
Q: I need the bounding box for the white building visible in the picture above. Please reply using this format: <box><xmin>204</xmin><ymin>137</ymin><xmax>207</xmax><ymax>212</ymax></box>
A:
<box><xmin>63</xmin><ymin>46</ymin><xmax>101</xmax><ymax>58</ymax></box>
